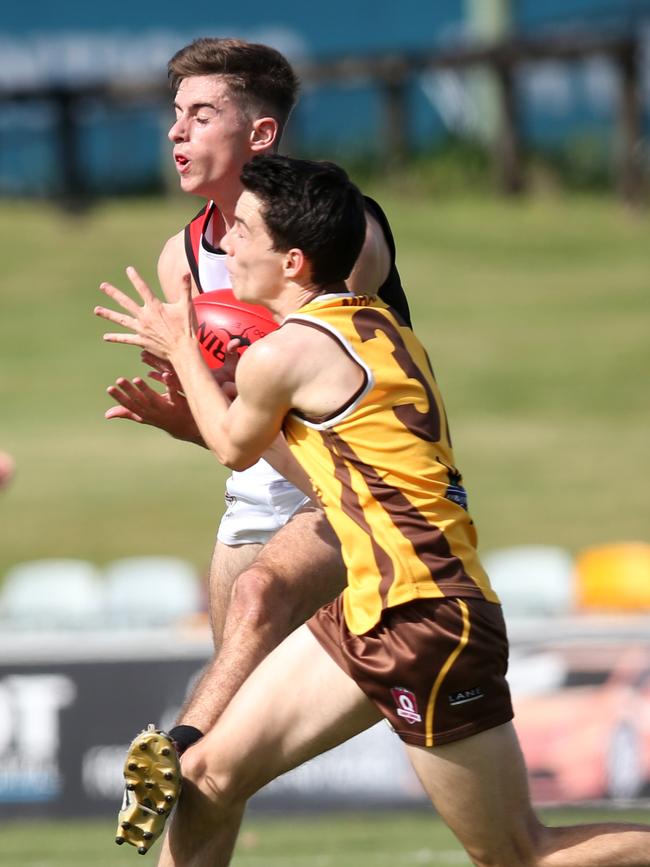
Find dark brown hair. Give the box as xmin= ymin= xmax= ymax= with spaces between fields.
xmin=168 ymin=38 xmax=299 ymax=131
xmin=241 ymin=155 xmax=366 ymax=286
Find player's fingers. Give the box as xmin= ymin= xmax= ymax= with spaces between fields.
xmin=126 ymin=266 xmax=157 ymax=305
xmin=105 ymin=405 xmax=143 ymax=423
xmin=179 ymin=273 xmax=192 ymax=302
xmin=107 ymin=382 xmax=140 ymax=408
xmin=226 ymin=338 xmax=243 ymax=353
xmin=114 ymin=377 xmax=148 ymax=401
xmin=141 ymin=350 xmax=171 ymax=373
xmin=94 ymin=306 xmax=138 ymax=331
xmin=106 ymin=387 xmax=141 ymax=414
xmin=163 ymin=371 xmax=185 ymax=398
xmin=179 ymin=274 xmax=198 ymax=328
xmin=97 ymin=281 xmax=141 ymax=316
xmin=222 ymin=382 xmax=237 ymax=401
xmin=133 ymin=377 xmax=160 ymax=399
xmin=102 ymin=332 xmax=144 ymax=347
xmin=220 ymin=349 xmax=240 ymax=382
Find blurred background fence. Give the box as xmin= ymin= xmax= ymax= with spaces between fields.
xmin=1 ymin=0 xmax=649 ymax=203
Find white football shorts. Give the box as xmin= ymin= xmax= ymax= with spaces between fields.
xmin=216 ymin=459 xmax=311 ymax=546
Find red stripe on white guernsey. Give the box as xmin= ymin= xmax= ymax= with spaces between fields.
xmin=185 ymin=201 xmax=231 ymax=293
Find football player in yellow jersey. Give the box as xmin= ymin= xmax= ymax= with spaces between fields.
xmin=104 ymin=35 xmax=407 ymax=773
xmin=96 ymin=155 xmax=650 ymax=867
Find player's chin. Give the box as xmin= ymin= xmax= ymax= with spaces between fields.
xmin=178 ymin=174 xmax=200 ymax=194
xmin=228 ymin=278 xmax=246 ymax=302
xmin=178 ymin=172 xmax=207 ymax=196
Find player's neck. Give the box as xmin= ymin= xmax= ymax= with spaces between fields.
xmin=214 ymin=201 xmax=236 ymax=233
xmin=202 ymin=194 xmax=237 ymax=246
xmin=203 ymin=180 xmax=241 ymax=234
xmin=301 ymin=281 xmax=349 ymax=304
xmin=273 ymin=282 xmax=347 ymax=318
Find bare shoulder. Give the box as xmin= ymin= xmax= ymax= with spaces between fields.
xmin=239 ymin=325 xmax=306 ymax=377
xmin=158 ymin=229 xmax=185 ymax=271
xmin=158 ymin=229 xmax=194 ymax=301
xmin=235 ymin=322 xmax=330 ymax=392
xmin=346 ymin=208 xmax=390 ymax=296
xmin=237 ymin=318 xmax=365 ymax=420
xmin=270 ymin=319 xmax=358 ymax=383
xmin=275 ymin=319 xmax=344 ymax=367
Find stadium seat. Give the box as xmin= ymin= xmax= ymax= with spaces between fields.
xmin=0 ymin=558 xmax=105 ymax=630
xmin=575 ymin=541 xmax=650 ymax=612
xmin=481 ymin=545 xmax=575 ymax=619
xmin=104 ymin=556 xmax=202 ymax=628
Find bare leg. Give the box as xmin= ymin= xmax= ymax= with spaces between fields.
xmin=406 ymin=722 xmax=650 ymax=867
xmin=539 ymin=826 xmax=650 ymax=867
xmin=157 ymin=508 xmax=344 ymax=865
xmin=178 ymin=506 xmax=344 ymax=732
xmin=158 ymin=624 xmax=382 ymax=867
xmin=209 ymin=540 xmax=263 ymax=646
xmin=175 ymin=539 xmax=262 ymax=730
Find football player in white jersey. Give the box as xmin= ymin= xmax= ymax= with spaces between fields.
xmin=104 ymin=37 xmax=410 ymax=855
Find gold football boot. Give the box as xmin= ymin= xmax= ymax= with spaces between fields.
xmin=115 ymin=724 xmax=182 ymax=855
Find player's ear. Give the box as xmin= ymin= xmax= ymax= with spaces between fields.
xmin=250 ymin=117 xmax=278 ymax=152
xmin=283 ymin=248 xmax=308 ymax=279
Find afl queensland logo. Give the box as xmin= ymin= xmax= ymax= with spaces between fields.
xmin=390 ymin=687 xmax=422 ymax=724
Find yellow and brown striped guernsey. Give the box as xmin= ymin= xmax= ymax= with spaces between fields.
xmin=282 ymin=293 xmax=499 ymax=636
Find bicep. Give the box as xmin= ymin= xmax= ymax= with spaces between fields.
xmin=223 ymin=344 xmax=293 ymax=465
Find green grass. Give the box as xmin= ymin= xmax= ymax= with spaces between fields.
xmin=0 ymin=192 xmax=648 ymax=578
xmin=1 ymin=807 xmax=649 ymax=866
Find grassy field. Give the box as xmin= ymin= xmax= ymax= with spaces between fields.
xmin=0 ymin=192 xmax=648 ymax=579
xmin=2 ymin=807 xmax=650 ymax=867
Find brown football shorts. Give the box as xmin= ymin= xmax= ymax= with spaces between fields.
xmin=308 ymin=595 xmax=513 ymax=747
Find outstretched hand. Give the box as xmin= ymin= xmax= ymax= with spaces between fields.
xmin=105 ymin=372 xmax=204 ymax=445
xmin=95 ymin=266 xmax=195 ymax=361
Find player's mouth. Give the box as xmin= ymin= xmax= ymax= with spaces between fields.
xmin=174 ymin=152 xmax=191 ymax=174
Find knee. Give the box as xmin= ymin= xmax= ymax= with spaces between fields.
xmin=230 ymin=563 xmax=294 ymax=630
xmin=180 ymin=745 xmax=246 ymax=814
xmin=232 ymin=562 xmax=277 ymax=607
xmin=467 ymin=846 xmax=536 ymax=867
xmin=465 ymin=816 xmax=545 ymax=867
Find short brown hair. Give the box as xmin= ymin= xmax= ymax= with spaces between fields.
xmin=241 ymin=155 xmax=366 ymax=286
xmin=168 ymin=38 xmax=299 ymax=131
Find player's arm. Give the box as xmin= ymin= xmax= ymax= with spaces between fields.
xmin=95 ymin=267 xmax=292 ymax=470
xmin=140 ymin=342 xmax=313 ymax=492
xmin=345 ymin=209 xmax=390 ymax=296
xmin=172 ymin=331 xmax=292 ymax=471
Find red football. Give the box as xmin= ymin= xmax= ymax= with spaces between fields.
xmin=192 ymin=289 xmax=278 ymax=370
